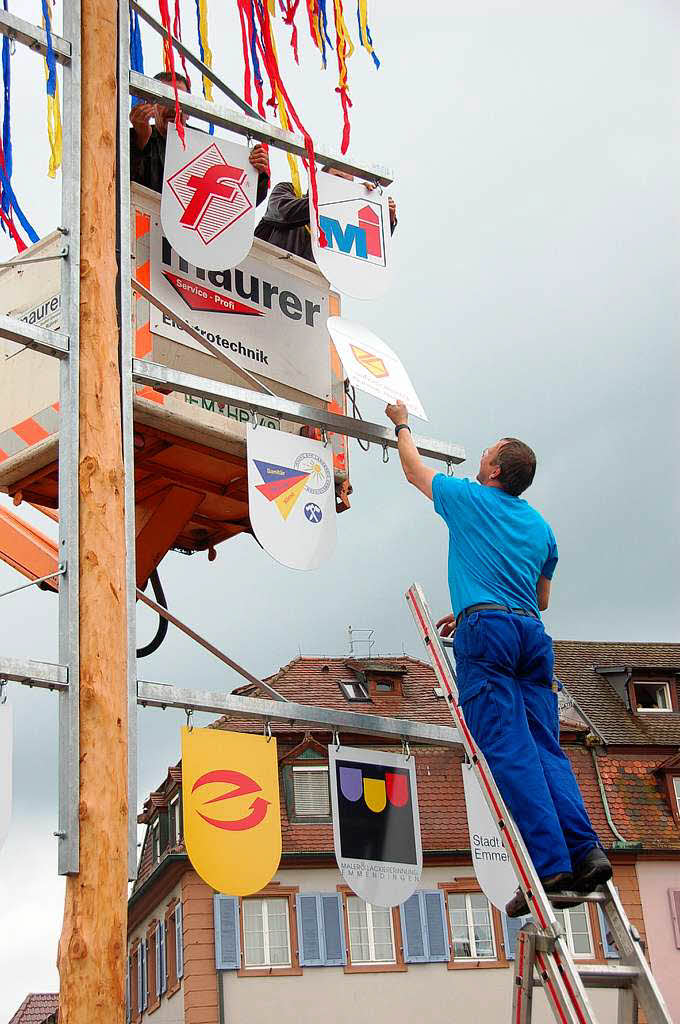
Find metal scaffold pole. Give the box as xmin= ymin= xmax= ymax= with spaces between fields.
xmin=57 ymin=1 xmax=129 ymax=1021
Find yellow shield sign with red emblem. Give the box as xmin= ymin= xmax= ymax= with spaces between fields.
xmin=182 ymin=728 xmax=282 ymax=895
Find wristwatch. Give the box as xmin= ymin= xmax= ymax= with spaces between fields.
xmin=395 ymin=424 xmax=411 ymax=437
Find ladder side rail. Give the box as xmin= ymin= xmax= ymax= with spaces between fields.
xmin=406 ymin=584 xmax=597 ymax=1024
xmin=513 ymin=926 xmax=536 ymax=1024
xmin=601 ymin=883 xmax=673 ymax=1024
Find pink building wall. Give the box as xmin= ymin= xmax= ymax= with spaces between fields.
xmin=636 ymin=861 xmax=680 ymax=1023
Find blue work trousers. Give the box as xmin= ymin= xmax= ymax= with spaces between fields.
xmin=454 ymin=611 xmax=600 ymax=878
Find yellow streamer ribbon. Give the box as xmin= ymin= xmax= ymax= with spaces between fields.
xmin=197 ymin=0 xmax=214 ymax=103
xmin=44 ymin=67 xmax=62 ymax=179
xmin=268 ymin=23 xmax=303 ymax=197
xmin=333 ymin=0 xmax=354 ymax=92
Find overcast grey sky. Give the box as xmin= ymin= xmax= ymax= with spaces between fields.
xmin=1 ymin=1 xmax=679 ymax=1017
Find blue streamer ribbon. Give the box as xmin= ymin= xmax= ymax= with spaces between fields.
xmin=0 ymin=0 xmax=37 ymax=244
xmin=129 ymin=7 xmax=145 ymax=108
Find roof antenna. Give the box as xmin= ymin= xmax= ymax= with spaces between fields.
xmin=348 ymin=626 xmax=375 ymax=659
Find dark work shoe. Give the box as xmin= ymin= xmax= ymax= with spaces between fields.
xmin=571 ymin=847 xmax=613 ymax=894
xmin=505 ymin=872 xmax=573 ymax=918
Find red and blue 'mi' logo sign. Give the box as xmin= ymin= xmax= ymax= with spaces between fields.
xmin=319 ymin=200 xmax=386 ymax=266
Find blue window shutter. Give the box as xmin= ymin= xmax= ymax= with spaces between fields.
xmin=297 ymin=894 xmax=323 ymax=966
xmin=423 ymin=891 xmax=450 ymax=962
xmin=155 ymin=924 xmax=161 ymax=996
xmin=400 ymin=893 xmax=428 ymax=963
xmin=502 ymin=913 xmax=529 ymax=960
xmin=320 ymin=894 xmax=346 ymax=966
xmin=176 ymin=903 xmax=184 ymax=979
xmin=125 ymin=957 xmax=130 ymax=1024
xmin=141 ymin=939 xmax=147 ymax=1010
xmin=214 ymin=894 xmax=241 ymax=970
xmin=161 ymin=921 xmax=168 ymax=994
xmin=597 ymin=905 xmax=619 ymax=959
xmin=137 ymin=944 xmax=143 ymax=1009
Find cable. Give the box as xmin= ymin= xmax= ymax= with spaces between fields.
xmin=136 ymin=568 xmax=169 ymax=658
xmin=344 ymin=380 xmax=370 ymax=451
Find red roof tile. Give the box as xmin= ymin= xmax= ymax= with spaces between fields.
xmin=8 ymin=994 xmax=58 ymax=1024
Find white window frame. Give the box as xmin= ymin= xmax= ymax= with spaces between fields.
xmin=346 ymin=896 xmax=396 ymax=965
xmin=555 ymin=904 xmax=594 ymax=959
xmin=339 ymin=680 xmax=369 ymax=701
xmin=447 ymin=892 xmax=497 ymax=961
xmin=632 ymin=680 xmax=672 ymax=713
xmin=292 ymin=765 xmax=330 ymax=817
xmin=151 ymin=819 xmax=160 ymax=863
xmin=673 ymin=777 xmax=680 ymax=816
xmin=242 ymin=897 xmax=292 ymax=969
xmin=169 ymin=795 xmax=180 ymax=846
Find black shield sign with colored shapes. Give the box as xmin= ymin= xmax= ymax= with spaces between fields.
xmin=329 ymin=745 xmax=422 ymax=908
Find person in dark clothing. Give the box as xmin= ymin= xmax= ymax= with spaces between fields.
xmin=254 ymin=168 xmax=397 ymax=262
xmin=130 ymin=71 xmax=270 ymax=204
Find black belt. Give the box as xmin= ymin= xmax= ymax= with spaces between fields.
xmin=455 ymin=602 xmax=539 ymax=628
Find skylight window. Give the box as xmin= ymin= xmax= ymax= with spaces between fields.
xmin=633 ymin=680 xmax=672 ymax=712
xmin=339 ymin=680 xmax=369 ymax=702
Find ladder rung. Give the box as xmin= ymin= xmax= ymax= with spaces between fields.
xmin=533 ymin=965 xmax=639 ymax=989
xmin=549 ymin=889 xmax=607 ymax=905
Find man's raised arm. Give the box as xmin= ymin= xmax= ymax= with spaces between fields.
xmin=385 ymin=401 xmax=436 ymax=500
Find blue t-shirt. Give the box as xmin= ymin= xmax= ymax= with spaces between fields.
xmin=431 ymin=474 xmax=558 ymax=617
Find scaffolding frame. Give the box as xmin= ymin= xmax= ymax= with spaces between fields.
xmin=0 ymin=1 xmax=466 ymax=883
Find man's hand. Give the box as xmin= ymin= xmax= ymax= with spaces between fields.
xmin=436 ymin=613 xmax=456 ymax=638
xmin=249 ymin=144 xmax=270 ymax=177
xmin=130 ymin=102 xmax=154 ymax=150
xmin=388 ymin=197 xmax=397 ymax=227
xmin=385 ymin=400 xmax=408 ymax=428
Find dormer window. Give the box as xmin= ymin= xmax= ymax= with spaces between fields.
xmin=339 ymin=680 xmax=369 ymax=702
xmin=632 ymin=680 xmax=672 ymax=712
xmin=292 ymin=766 xmax=331 ymax=816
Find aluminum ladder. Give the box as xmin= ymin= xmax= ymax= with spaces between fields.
xmin=406 ymin=583 xmax=673 ymax=1024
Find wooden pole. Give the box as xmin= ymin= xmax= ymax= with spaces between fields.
xmin=57 ymin=1 xmax=129 ymax=1021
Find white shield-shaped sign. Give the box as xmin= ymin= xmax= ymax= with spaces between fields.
xmin=329 ymin=746 xmax=422 ymax=908
xmin=0 ymin=701 xmax=12 ymax=852
xmin=247 ymin=426 xmax=336 ymax=570
xmin=161 ymin=124 xmax=259 ymax=270
xmin=327 ymin=316 xmax=427 ymax=420
xmin=462 ymin=764 xmax=517 ymax=910
xmin=311 ymin=174 xmax=392 ymax=299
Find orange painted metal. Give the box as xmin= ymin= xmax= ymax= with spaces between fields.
xmin=0 ymin=506 xmax=59 ymax=589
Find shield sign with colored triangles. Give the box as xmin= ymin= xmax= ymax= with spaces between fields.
xmin=247 ymin=425 xmax=337 ymax=570
xmin=182 ymin=727 xmax=282 ymax=895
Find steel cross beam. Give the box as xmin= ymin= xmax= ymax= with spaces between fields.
xmin=0 ymin=313 xmax=69 ymax=358
xmin=0 ymin=9 xmax=71 ymax=63
xmin=132 ymin=359 xmax=466 ymax=466
xmin=137 ymin=680 xmax=462 ymax=746
xmin=129 ymin=72 xmax=394 ymax=186
xmin=129 ymin=0 xmax=264 ymax=123
xmin=0 ymin=657 xmax=68 ymax=691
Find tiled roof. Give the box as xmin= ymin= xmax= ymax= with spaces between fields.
xmin=8 ymin=994 xmax=58 ymax=1024
xmin=132 ymin=651 xmax=680 ymax=892
xmin=554 ymin=641 xmax=680 ymax=745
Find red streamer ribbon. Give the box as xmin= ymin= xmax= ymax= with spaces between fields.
xmin=158 ymin=0 xmax=185 ymax=146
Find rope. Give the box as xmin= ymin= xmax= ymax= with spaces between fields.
xmin=345 ymin=381 xmax=370 ymax=451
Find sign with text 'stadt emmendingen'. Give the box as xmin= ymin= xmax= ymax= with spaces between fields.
xmin=329 ymin=746 xmax=422 ymax=908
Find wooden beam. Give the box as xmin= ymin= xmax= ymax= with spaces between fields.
xmin=135 ymin=485 xmax=203 ymax=587
xmin=0 ymin=507 xmax=59 ymax=588
xmin=57 ymin=2 xmax=128 ymax=1022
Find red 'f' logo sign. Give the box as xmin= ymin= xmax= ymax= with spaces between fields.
xmin=167 ymin=142 xmax=253 ymax=246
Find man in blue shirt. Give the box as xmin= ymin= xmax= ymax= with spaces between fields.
xmin=385 ymin=401 xmax=612 ymax=916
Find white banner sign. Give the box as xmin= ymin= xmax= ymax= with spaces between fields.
xmin=161 ymin=125 xmax=259 ymax=270
xmin=0 ymin=702 xmax=12 ymax=852
xmin=329 ymin=746 xmax=422 ymax=908
xmin=247 ymin=426 xmax=336 ymax=570
xmin=150 ymin=223 xmax=331 ymax=399
xmin=327 ymin=316 xmax=427 ymax=420
xmin=311 ymin=174 xmax=392 ymax=299
xmin=462 ymin=764 xmax=517 ymax=911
